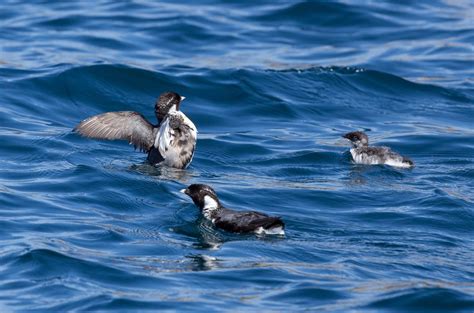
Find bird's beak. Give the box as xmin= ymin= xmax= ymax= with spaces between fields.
xmin=180 ymin=188 xmax=188 ymax=194
xmin=180 ymin=96 xmax=186 ymax=101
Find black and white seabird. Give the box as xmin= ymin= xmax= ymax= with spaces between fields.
xmin=343 ymin=131 xmax=414 ymax=168
xmin=181 ymin=184 xmax=285 ymax=235
xmin=74 ymin=92 xmax=197 ymax=169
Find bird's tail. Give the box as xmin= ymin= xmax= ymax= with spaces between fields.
xmin=259 ymin=217 xmax=285 ymax=232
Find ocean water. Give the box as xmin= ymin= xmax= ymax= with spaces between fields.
xmin=1 ymin=0 xmax=473 ymax=311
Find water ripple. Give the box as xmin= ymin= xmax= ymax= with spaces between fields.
xmin=1 ymin=0 xmax=473 ymax=312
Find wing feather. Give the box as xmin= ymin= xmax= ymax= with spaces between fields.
xmin=215 ymin=210 xmax=284 ymax=233
xmin=74 ymin=111 xmax=156 ymax=152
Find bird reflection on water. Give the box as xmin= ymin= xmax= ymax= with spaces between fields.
xmin=186 ymin=254 xmax=220 ymax=272
xmin=130 ymin=163 xmax=197 ymax=183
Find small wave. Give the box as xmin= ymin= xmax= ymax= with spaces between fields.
xmin=365 ymin=287 xmax=474 ymax=312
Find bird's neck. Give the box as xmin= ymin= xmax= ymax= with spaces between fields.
xmin=202 ymin=195 xmax=220 ymax=220
xmin=353 ymin=142 xmax=368 ymax=149
xmin=155 ymin=113 xmax=163 ymax=126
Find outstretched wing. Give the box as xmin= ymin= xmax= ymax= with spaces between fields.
xmin=74 ymin=111 xmax=156 ymax=152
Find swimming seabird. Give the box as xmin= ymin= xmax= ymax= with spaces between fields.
xmin=343 ymin=131 xmax=414 ymax=168
xmin=74 ymin=92 xmax=197 ymax=169
xmin=181 ymin=184 xmax=285 ymax=235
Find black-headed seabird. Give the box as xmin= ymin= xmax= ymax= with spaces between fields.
xmin=343 ymin=131 xmax=414 ymax=168
xmin=181 ymin=184 xmax=285 ymax=235
xmin=74 ymin=92 xmax=197 ymax=169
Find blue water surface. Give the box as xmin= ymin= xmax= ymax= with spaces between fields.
xmin=1 ymin=1 xmax=474 ymax=312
